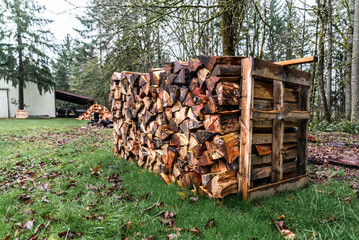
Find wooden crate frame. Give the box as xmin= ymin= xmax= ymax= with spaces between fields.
xmin=238 ymin=57 xmax=311 ymax=201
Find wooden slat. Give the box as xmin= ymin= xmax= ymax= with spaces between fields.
xmin=252 ymin=58 xmax=311 ymax=86
xmin=253 ymin=99 xmax=299 ymax=111
xmin=251 ymin=161 xmax=296 ymax=180
xmin=253 ymin=80 xmax=298 ymax=102
xmin=238 ymin=57 xmax=254 ymax=201
xmin=248 ymin=175 xmax=309 ymax=200
xmin=252 ymin=133 xmax=297 ymax=145
xmin=275 ymin=56 xmax=318 ymax=67
xmin=251 ymin=148 xmax=297 ymax=165
xmin=297 ymin=85 xmax=309 ymax=176
xmin=252 ymin=110 xmax=310 ymax=120
xmin=272 ymin=80 xmax=284 ymax=182
xmin=253 ymin=119 xmax=298 ymax=128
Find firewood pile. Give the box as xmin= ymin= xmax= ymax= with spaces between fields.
xmin=110 ymin=56 xmax=312 ymax=199
xmin=76 ymin=104 xmax=112 ymax=121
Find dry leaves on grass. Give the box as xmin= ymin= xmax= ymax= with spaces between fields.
xmin=205 ymin=218 xmax=215 ymax=230
xmin=58 ymin=231 xmax=83 ymax=239
xmin=188 ymin=227 xmax=202 ymax=235
xmin=274 ymin=220 xmax=295 ymax=240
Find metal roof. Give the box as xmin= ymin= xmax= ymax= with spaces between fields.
xmin=55 ymin=90 xmax=95 ymax=105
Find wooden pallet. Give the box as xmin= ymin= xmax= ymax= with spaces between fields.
xmin=239 ymin=57 xmax=311 ymax=201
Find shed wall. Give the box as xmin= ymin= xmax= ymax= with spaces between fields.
xmin=0 ymin=79 xmax=55 ymax=118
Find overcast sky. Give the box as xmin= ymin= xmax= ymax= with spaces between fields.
xmin=37 ymin=0 xmax=87 ymax=45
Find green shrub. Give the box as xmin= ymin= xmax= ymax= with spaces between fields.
xmin=309 ymin=119 xmax=359 ymax=133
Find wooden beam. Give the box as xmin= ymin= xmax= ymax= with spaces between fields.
xmin=297 ymin=85 xmax=309 ymax=176
xmin=272 ymin=80 xmax=284 ymax=182
xmin=252 ymin=58 xmax=311 ymax=86
xmin=248 ymin=175 xmax=309 ymax=200
xmin=252 ymin=110 xmax=310 ymax=120
xmin=275 ymin=56 xmax=318 ymax=67
xmin=238 ymin=57 xmax=254 ymax=201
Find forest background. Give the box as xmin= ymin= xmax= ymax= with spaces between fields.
xmin=0 ymin=0 xmax=357 ymax=125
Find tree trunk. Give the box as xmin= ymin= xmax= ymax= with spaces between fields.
xmin=317 ymin=2 xmax=331 ymax=122
xmin=346 ymin=0 xmax=355 ymax=120
xmin=285 ymin=0 xmax=293 ymax=60
xmin=16 ymin=11 xmax=24 ymax=110
xmin=310 ymin=17 xmax=319 ymax=120
xmin=300 ymin=0 xmax=307 ymax=71
xmin=220 ymin=1 xmax=235 ymax=55
xmin=351 ymin=0 xmax=359 ymax=120
xmin=259 ymin=0 xmax=267 ymax=59
xmin=326 ymin=0 xmax=332 ymax=111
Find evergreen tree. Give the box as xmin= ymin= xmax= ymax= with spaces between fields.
xmin=265 ymin=0 xmax=285 ymax=62
xmin=0 ymin=0 xmax=54 ymax=110
xmin=52 ymin=35 xmax=74 ymax=91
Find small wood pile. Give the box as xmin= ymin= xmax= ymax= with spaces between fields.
xmin=76 ymin=104 xmax=112 ymax=120
xmin=110 ymin=56 xmax=314 ymax=200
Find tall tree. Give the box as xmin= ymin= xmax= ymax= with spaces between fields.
xmin=346 ymin=0 xmax=355 ymax=119
xmin=351 ymin=0 xmax=359 ymax=120
xmin=52 ymin=35 xmax=74 ymax=91
xmin=266 ymin=0 xmax=285 ymax=61
xmin=326 ymin=0 xmax=333 ymax=111
xmin=0 ymin=0 xmax=54 ymax=110
xmin=316 ymin=0 xmax=331 ymax=122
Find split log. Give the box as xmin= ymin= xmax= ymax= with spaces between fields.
xmin=198 ymin=55 xmax=245 ymax=71
xmin=204 ymin=113 xmax=240 ymax=134
xmin=210 ymin=132 xmax=240 ymax=164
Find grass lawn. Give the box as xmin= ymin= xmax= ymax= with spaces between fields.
xmin=0 ymin=118 xmax=358 ymax=239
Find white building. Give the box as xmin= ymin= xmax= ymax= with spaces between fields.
xmin=0 ymin=79 xmax=56 ymax=118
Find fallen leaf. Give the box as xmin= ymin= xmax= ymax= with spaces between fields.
xmin=161 ymin=218 xmax=175 ymax=228
xmin=205 ymin=218 xmax=215 ymax=230
xmin=189 ymin=196 xmax=198 ymax=203
xmin=28 ymin=235 xmax=38 ymax=240
xmin=25 ymin=218 xmax=34 ymax=230
xmin=18 ymin=194 xmax=31 ymax=201
xmin=58 ymin=231 xmax=83 ymax=239
xmin=167 ymin=233 xmax=178 ymax=239
xmin=188 ymin=228 xmax=202 ymax=235
xmin=42 ymin=196 xmax=50 ymax=203
xmin=141 ymin=202 xmax=164 ymax=213
xmin=14 ymin=229 xmax=20 ymax=238
xmin=274 ymin=221 xmax=295 ymax=240
xmin=2 ymin=233 xmax=10 ymax=240
xmin=126 ymin=221 xmax=132 ymax=230
xmin=143 ymin=234 xmax=156 ymax=240
xmin=34 ymin=224 xmax=44 ymax=234
xmin=177 ymin=192 xmax=187 ymax=199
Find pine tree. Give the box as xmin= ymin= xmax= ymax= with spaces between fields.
xmin=0 ymin=0 xmax=54 ymax=110
xmin=265 ymin=0 xmax=285 ymax=61
xmin=52 ymin=35 xmax=74 ymax=91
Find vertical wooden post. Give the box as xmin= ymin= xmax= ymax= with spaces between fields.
xmin=272 ymin=80 xmax=284 ymax=182
xmin=238 ymin=58 xmax=253 ymax=201
xmin=298 ymin=85 xmax=309 ymax=175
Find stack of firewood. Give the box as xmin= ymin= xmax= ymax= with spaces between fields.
xmin=109 ymin=56 xmax=247 ymax=198
xmin=76 ymin=104 xmax=112 ymax=120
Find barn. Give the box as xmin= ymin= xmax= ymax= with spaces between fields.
xmin=0 ymin=79 xmax=56 ymax=118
